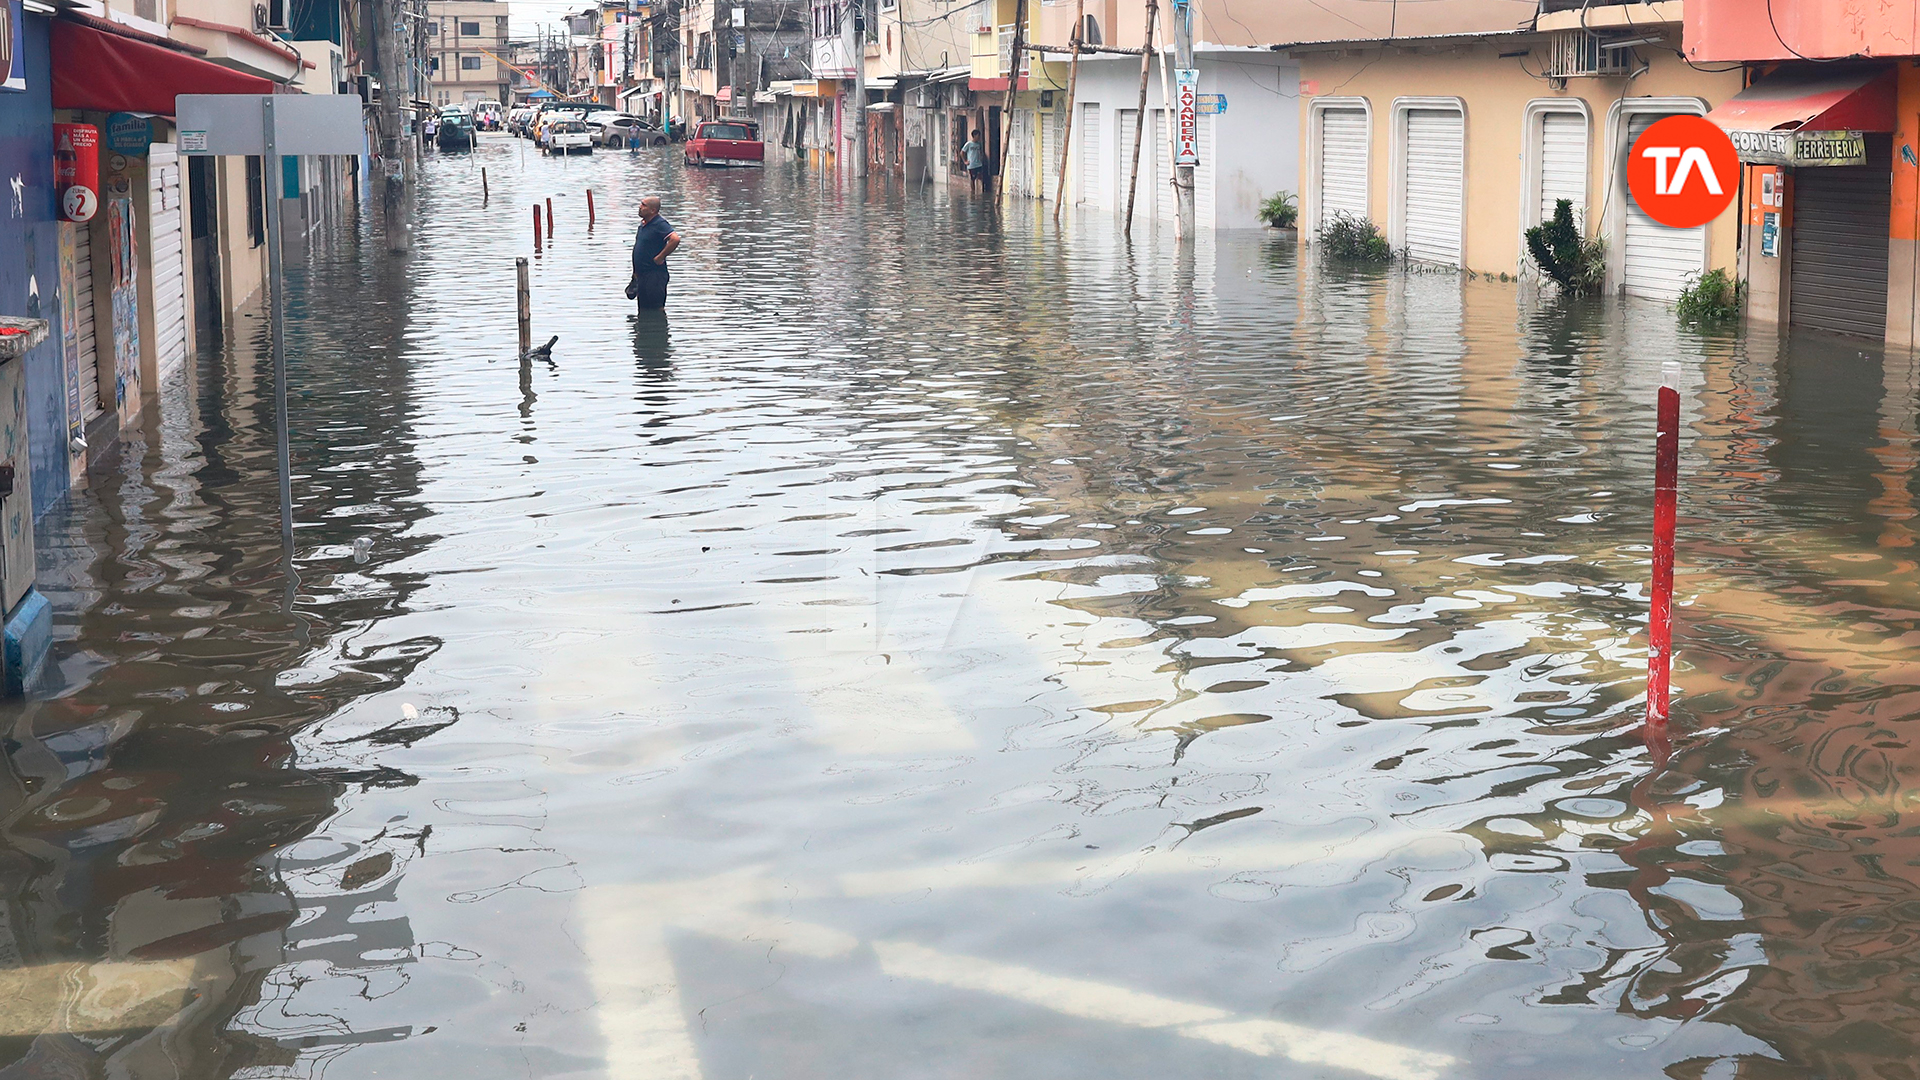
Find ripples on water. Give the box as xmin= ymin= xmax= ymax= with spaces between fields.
xmin=0 ymin=137 xmax=1916 ymax=1077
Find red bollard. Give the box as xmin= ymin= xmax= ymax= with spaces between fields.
xmin=532 ymin=204 xmax=542 ymax=252
xmin=546 ymin=198 xmax=555 ymax=238
xmin=586 ymin=188 xmax=596 ymax=226
xmin=1646 ymin=367 xmax=1680 ymax=734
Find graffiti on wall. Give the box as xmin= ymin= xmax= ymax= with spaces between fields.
xmin=106 ymin=196 xmax=136 ymax=410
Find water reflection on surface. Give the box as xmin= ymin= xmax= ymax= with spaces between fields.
xmin=2 ymin=139 xmax=1918 ymax=1077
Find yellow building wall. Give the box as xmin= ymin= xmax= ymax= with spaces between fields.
xmin=1297 ymin=43 xmax=1743 ymax=280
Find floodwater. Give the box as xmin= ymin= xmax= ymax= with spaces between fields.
xmin=3 ymin=136 xmax=1917 ymax=1079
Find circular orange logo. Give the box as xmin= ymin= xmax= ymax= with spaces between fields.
xmin=1628 ymin=116 xmax=1739 ymax=229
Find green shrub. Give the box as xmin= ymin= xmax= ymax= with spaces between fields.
xmin=1316 ymin=212 xmax=1392 ymax=263
xmin=1524 ymin=198 xmax=1606 ymax=295
xmin=1675 ymin=268 xmax=1744 ymax=323
xmin=1258 ymin=191 xmax=1298 ymax=229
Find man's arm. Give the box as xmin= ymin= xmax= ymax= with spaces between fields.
xmin=654 ymin=232 xmax=682 ymax=264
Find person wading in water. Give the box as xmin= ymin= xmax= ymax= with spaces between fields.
xmin=628 ymin=196 xmax=683 ymax=309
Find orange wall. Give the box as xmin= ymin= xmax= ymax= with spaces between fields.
xmin=1686 ymin=0 xmax=1920 ymax=62
xmin=1897 ymin=65 xmax=1920 ymax=242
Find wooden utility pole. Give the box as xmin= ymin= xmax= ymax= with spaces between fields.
xmin=1050 ymin=0 xmax=1085 ymax=220
xmin=1122 ymin=0 xmax=1156 ymax=232
xmin=851 ymin=0 xmax=868 ymax=177
xmin=995 ymin=0 xmax=1027 ymax=199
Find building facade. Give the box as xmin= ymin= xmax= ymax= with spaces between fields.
xmin=426 ymin=0 xmax=511 ymax=107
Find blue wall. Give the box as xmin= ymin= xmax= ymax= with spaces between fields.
xmin=0 ymin=15 xmax=73 ymax=518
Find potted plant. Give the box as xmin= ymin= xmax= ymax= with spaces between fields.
xmin=1259 ymin=191 xmax=1298 ymax=237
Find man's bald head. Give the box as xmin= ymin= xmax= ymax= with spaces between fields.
xmin=640 ymin=196 xmax=662 ymax=219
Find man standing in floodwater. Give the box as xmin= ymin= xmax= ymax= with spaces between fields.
xmin=962 ymin=130 xmax=988 ymax=194
xmin=629 ymin=196 xmax=683 ymax=309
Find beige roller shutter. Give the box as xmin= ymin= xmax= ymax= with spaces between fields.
xmin=1194 ymin=113 xmax=1213 ymax=228
xmin=1318 ymin=107 xmax=1368 ymax=226
xmin=1401 ymin=108 xmax=1464 ymax=266
xmin=1153 ymin=109 xmax=1173 ymax=220
xmin=72 ymin=228 xmax=102 ymax=423
xmin=1117 ymin=108 xmax=1142 ymax=210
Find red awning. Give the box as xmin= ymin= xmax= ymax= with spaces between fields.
xmin=52 ymin=18 xmax=275 ymax=117
xmin=1705 ymin=67 xmax=1895 ymax=134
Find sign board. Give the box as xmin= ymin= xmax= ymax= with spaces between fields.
xmin=1727 ymin=128 xmax=1865 ymax=167
xmin=176 ymin=94 xmax=368 ymax=156
xmin=1174 ymin=67 xmax=1198 ymax=166
xmin=1196 ymin=93 xmax=1226 ymax=115
xmin=0 ymin=0 xmax=23 ymax=93
xmin=54 ymin=123 xmax=99 ymax=223
xmin=105 ymin=113 xmax=153 ymax=154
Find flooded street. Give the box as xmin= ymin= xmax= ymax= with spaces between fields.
xmin=6 ymin=135 xmax=1920 ymax=1078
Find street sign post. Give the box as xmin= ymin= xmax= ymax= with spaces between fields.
xmin=176 ymin=94 xmax=365 ymax=601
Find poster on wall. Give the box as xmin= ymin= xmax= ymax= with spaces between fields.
xmin=0 ymin=0 xmax=23 ymax=93
xmin=56 ymin=225 xmax=82 ymax=444
xmin=106 ymin=197 xmax=137 ymax=411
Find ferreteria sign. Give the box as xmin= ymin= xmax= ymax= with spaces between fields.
xmin=1727 ymin=128 xmax=1867 ymax=167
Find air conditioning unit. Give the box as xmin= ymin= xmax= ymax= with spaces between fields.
xmin=1543 ymin=30 xmax=1639 ymax=78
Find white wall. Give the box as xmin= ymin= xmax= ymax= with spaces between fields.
xmin=1063 ymin=51 xmax=1298 ymax=230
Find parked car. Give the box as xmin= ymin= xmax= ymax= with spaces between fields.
xmin=534 ymin=109 xmax=585 ymax=149
xmin=436 ymin=112 xmax=475 ymax=151
xmin=596 ymin=114 xmax=668 ymax=148
xmin=544 ymin=120 xmax=594 ymax=155
xmin=475 ymin=101 xmax=503 ymax=130
xmin=684 ymin=120 xmax=764 ymax=167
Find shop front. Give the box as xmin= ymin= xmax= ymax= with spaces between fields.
xmin=1712 ymin=66 xmax=1897 ymax=339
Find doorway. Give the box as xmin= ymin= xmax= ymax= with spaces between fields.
xmin=188 ymin=153 xmax=221 ymax=344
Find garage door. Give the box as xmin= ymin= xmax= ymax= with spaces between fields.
xmin=1791 ymin=137 xmax=1891 ymax=339
xmin=1402 ymin=108 xmax=1464 ymax=265
xmin=1318 ymin=107 xmax=1368 ymax=227
xmin=1040 ymin=108 xmax=1062 ymax=202
xmin=70 ymin=225 xmax=102 ymax=423
xmin=1079 ymin=103 xmax=1099 ymax=205
xmin=1154 ymin=109 xmax=1173 ymax=221
xmin=1194 ymin=114 xmax=1213 ymax=228
xmin=1117 ymin=108 xmax=1142 ymax=213
xmin=148 ymin=143 xmax=190 ymax=384
xmin=1622 ymin=111 xmax=1705 ymax=302
xmin=1538 ymin=110 xmax=1587 ymax=225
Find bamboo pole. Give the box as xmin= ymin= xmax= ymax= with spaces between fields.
xmin=1156 ymin=20 xmax=1178 ymax=239
xmin=996 ymin=0 xmax=1029 ymax=200
xmin=1050 ymin=0 xmax=1085 ymax=221
xmin=1123 ymin=0 xmax=1157 ymax=233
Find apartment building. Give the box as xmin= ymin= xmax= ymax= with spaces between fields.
xmin=427 ymin=0 xmax=511 ymax=107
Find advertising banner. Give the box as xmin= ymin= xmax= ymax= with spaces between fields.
xmin=1175 ymin=68 xmax=1198 ymax=166
xmin=54 ymin=123 xmax=100 ymax=223
xmin=56 ymin=225 xmax=83 ymax=443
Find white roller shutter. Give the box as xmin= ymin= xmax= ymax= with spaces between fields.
xmin=72 ymin=228 xmax=102 ymax=423
xmin=147 ymin=143 xmax=190 ymax=384
xmin=1401 ymin=108 xmax=1464 ymax=266
xmin=1154 ymin=109 xmax=1173 ymax=220
xmin=1194 ymin=114 xmax=1213 ymax=228
xmin=1538 ymin=111 xmax=1587 ymax=225
xmin=1079 ymin=102 xmax=1099 ymax=205
xmin=1117 ymin=108 xmax=1142 ymax=212
xmin=1622 ymin=112 xmax=1705 ymax=301
xmin=1318 ymin=107 xmax=1368 ymax=226
xmin=1040 ymin=108 xmax=1061 ymax=202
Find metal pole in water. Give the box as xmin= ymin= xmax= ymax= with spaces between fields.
xmin=533 ymin=204 xmax=542 ymax=251
xmin=546 ymin=197 xmax=555 ymax=238
xmin=516 ymin=257 xmax=531 ymax=358
xmin=263 ymin=96 xmax=296 ymax=598
xmin=1647 ymin=364 xmax=1680 ymax=733
xmin=482 ymin=166 xmax=489 ymax=203
xmin=586 ymin=187 xmax=595 ymax=227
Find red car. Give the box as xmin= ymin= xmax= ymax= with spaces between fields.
xmin=684 ymin=121 xmax=765 ymax=168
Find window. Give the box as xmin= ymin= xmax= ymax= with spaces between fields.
xmin=462 ymin=55 xmax=482 ymax=70
xmin=459 ymin=20 xmax=480 ymax=35
xmin=426 ymin=21 xmax=440 ymax=34
xmin=245 ymin=156 xmax=264 ymax=248
xmin=1082 ymin=14 xmax=1101 ymax=44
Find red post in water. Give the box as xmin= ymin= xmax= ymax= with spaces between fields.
xmin=586 ymin=188 xmax=596 ymax=226
xmin=532 ymin=204 xmax=542 ymax=252
xmin=545 ymin=198 xmax=555 ymax=238
xmin=1647 ymin=380 xmax=1680 ymax=732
